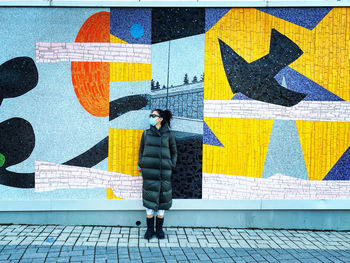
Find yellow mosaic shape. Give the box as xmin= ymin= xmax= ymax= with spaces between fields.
xmin=107 ymin=128 xmax=144 ymax=199
xmin=109 ymin=34 xmax=151 ymax=82
xmin=291 ymin=8 xmax=350 ymax=101
xmin=205 ymin=8 xmax=350 ymax=101
xmin=110 ymin=62 xmax=151 ymax=82
xmin=296 ymin=121 xmax=350 ymax=181
xmin=203 ymin=117 xmax=273 ymax=177
xmin=110 ymin=34 xmax=128 ymax=44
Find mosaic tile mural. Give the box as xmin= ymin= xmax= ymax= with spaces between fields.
xmin=203 ymin=7 xmax=350 ymax=199
xmin=0 ymin=7 xmax=349 ymax=202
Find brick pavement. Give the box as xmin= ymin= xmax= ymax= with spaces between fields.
xmin=0 ymin=224 xmax=349 ymax=262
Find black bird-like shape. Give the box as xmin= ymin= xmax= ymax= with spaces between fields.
xmin=219 ymin=29 xmax=307 ymax=107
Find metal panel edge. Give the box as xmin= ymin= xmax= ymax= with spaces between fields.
xmin=0 ymin=0 xmax=349 ymax=7
xmin=1 ymin=199 xmax=350 ymax=211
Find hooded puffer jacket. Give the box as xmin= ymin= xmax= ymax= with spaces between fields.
xmin=138 ymin=123 xmax=177 ymax=211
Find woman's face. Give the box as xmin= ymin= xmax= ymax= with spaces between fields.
xmin=150 ymin=111 xmax=162 ymax=125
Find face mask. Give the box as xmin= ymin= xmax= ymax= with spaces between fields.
xmin=149 ymin=117 xmax=157 ymax=126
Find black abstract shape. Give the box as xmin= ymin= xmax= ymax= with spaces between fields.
xmin=0 ymin=57 xmax=38 ymax=105
xmin=109 ymin=94 xmax=150 ymax=121
xmin=172 ymin=132 xmax=202 ymax=199
xmin=63 ymin=136 xmax=109 ymax=168
xmin=0 ymin=118 xmax=35 ymax=169
xmin=152 ymin=8 xmax=205 ymax=44
xmin=0 ymin=118 xmax=35 ymax=188
xmin=219 ymin=29 xmax=307 ymax=107
xmin=0 ymin=170 xmax=34 ymax=189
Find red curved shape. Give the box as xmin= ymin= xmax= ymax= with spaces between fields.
xmin=71 ymin=11 xmax=110 ymax=117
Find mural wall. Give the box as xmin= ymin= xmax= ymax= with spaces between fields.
xmin=0 ymin=7 xmax=349 ymax=202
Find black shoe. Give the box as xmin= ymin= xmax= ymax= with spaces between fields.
xmin=156 ymin=217 xmax=165 ymax=239
xmin=144 ymin=217 xmax=155 ymax=240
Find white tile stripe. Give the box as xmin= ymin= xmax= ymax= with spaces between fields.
xmin=35 ymin=161 xmax=142 ymax=199
xmin=202 ymin=173 xmax=350 ymax=200
xmin=204 ymin=100 xmax=350 ymax=122
xmin=35 ymin=162 xmax=350 ymax=200
xmin=36 ymin=42 xmax=151 ymax=63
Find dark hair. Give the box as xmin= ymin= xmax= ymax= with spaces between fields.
xmin=153 ymin=109 xmax=173 ymax=127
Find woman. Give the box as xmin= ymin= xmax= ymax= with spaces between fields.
xmin=138 ymin=109 xmax=177 ymax=240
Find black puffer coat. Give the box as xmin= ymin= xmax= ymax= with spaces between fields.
xmin=138 ymin=123 xmax=177 ymax=211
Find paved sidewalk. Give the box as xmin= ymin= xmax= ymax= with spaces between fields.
xmin=0 ymin=224 xmax=349 ymax=262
